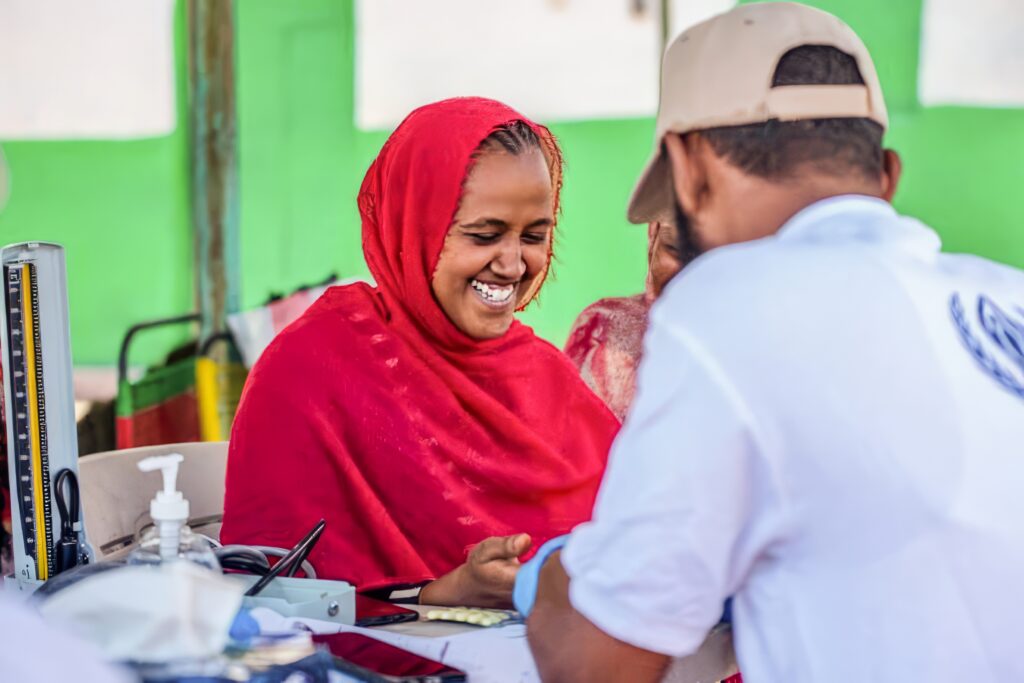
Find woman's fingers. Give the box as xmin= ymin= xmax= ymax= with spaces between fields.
xmin=473 ymin=533 xmax=532 ymax=563
xmin=509 ymin=533 xmax=533 ymax=557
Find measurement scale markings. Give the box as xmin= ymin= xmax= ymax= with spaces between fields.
xmin=24 ymin=264 xmax=53 ymax=580
xmin=5 ymin=265 xmax=53 ymax=581
xmin=5 ymin=267 xmax=37 ymax=570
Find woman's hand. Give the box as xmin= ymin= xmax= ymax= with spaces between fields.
xmin=419 ymin=534 xmax=533 ymax=608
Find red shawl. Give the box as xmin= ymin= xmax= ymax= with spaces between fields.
xmin=221 ymin=98 xmax=619 ymax=590
xmin=564 ymin=223 xmax=659 ymax=421
xmin=564 ymin=293 xmax=650 ymax=422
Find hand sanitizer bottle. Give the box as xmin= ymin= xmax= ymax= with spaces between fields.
xmin=127 ymin=453 xmax=220 ymax=571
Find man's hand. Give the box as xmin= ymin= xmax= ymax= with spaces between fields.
xmin=420 ymin=534 xmax=532 ymax=608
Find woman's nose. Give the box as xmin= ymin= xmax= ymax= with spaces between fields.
xmin=490 ymin=237 xmax=526 ymax=281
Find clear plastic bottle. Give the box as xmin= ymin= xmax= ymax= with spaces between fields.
xmin=130 ymin=524 xmax=220 ymax=571
xmin=127 ymin=453 xmax=220 ymax=572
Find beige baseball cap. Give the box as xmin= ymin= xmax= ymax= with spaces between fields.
xmin=628 ymin=1 xmax=888 ymax=224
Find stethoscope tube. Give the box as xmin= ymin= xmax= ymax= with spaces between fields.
xmin=52 ymin=468 xmax=82 ymax=575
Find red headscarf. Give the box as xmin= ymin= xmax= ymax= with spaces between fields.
xmin=221 ymin=98 xmax=619 ymax=590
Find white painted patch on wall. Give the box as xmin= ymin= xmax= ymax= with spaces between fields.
xmin=919 ymin=0 xmax=1024 ymax=107
xmin=0 ymin=0 xmax=177 ymax=140
xmin=355 ymin=0 xmax=663 ymax=130
xmin=668 ymin=0 xmax=736 ymax=37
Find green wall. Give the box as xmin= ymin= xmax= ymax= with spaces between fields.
xmin=1 ymin=0 xmax=1022 ymax=367
xmin=0 ymin=3 xmax=193 ymax=367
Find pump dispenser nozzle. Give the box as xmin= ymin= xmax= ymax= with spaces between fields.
xmin=138 ymin=453 xmax=189 ymax=561
xmin=128 ymin=453 xmax=219 ymax=571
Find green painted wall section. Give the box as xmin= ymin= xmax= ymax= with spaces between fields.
xmin=232 ymin=0 xmax=1024 ymax=348
xmin=0 ymin=0 xmax=1021 ymax=366
xmin=0 ymin=3 xmax=193 ymax=366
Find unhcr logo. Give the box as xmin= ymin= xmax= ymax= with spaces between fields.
xmin=950 ymin=293 xmax=1024 ymax=401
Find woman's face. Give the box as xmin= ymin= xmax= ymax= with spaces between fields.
xmin=432 ymin=147 xmax=554 ymax=340
xmin=648 ymin=220 xmax=683 ymax=299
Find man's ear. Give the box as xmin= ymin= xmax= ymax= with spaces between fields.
xmin=880 ymin=148 xmax=902 ymax=202
xmin=664 ymin=133 xmax=706 ymax=219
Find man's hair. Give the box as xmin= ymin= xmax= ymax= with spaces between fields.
xmin=700 ymin=45 xmax=884 ymax=180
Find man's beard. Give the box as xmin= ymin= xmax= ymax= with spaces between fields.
xmin=674 ymin=198 xmax=704 ymax=267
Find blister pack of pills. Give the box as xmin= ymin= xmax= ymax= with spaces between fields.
xmin=423 ymin=607 xmax=521 ymax=627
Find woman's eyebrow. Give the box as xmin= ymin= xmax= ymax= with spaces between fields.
xmin=460 ymin=218 xmax=509 ymax=229
xmin=459 ymin=217 xmax=553 ymax=229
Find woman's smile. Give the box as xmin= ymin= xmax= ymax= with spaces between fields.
xmin=469 ymin=278 xmax=517 ymax=308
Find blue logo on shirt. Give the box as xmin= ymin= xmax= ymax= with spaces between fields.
xmin=950 ymin=293 xmax=1024 ymax=400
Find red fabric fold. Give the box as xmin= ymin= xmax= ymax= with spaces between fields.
xmin=221 ymin=98 xmax=619 ymax=590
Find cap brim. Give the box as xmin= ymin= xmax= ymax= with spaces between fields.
xmin=627 ymin=145 xmax=675 ymax=225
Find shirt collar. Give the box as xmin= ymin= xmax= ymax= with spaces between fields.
xmin=775 ymin=194 xmax=942 ymax=258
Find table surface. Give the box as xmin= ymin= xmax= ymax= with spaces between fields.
xmin=375 ymin=604 xmax=503 ymax=638
xmin=365 ymin=605 xmax=739 ymax=682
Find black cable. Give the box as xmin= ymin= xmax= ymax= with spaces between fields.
xmin=215 ymin=545 xmax=272 ymax=576
xmin=52 ymin=469 xmax=80 ymax=575
xmin=219 ymin=556 xmax=270 ymax=576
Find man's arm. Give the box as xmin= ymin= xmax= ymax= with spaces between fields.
xmin=527 ymin=552 xmax=669 ymax=683
xmin=522 ymin=298 xmax=787 ymax=680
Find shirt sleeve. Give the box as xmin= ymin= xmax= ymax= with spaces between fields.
xmin=561 ymin=306 xmax=788 ymax=658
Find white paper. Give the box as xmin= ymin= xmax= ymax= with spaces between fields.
xmin=344 ymin=623 xmax=540 ymax=683
xmin=919 ymin=0 xmax=1024 ymax=107
xmin=0 ymin=0 xmax=177 ymax=139
xmin=355 ymin=0 xmax=662 ymax=129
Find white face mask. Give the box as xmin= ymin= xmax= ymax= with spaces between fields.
xmin=38 ymin=561 xmax=245 ymax=663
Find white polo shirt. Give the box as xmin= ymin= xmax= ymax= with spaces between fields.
xmin=562 ymin=195 xmax=1024 ymax=682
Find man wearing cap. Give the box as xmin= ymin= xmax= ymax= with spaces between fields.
xmin=514 ymin=2 xmax=1024 ymax=682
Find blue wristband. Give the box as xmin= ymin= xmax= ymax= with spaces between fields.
xmin=513 ymin=534 xmax=569 ymax=618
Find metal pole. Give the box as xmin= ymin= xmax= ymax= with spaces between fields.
xmin=661 ymin=0 xmax=671 ymax=55
xmin=188 ymin=0 xmax=240 ymax=343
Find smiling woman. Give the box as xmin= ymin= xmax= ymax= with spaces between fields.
xmin=220 ymin=98 xmax=619 ymax=607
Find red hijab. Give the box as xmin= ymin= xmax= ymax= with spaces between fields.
xmin=221 ymin=98 xmax=619 ymax=590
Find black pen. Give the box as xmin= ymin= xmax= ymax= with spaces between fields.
xmin=245 ymin=519 xmax=326 ymax=597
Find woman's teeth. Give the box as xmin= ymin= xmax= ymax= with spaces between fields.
xmin=470 ymin=279 xmax=515 ymax=305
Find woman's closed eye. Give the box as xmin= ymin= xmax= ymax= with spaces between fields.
xmin=522 ymin=230 xmax=549 ymax=245
xmin=461 ymin=228 xmax=549 ymax=245
xmin=465 ymin=231 xmax=501 ymax=244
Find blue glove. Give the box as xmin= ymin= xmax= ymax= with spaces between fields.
xmin=513 ymin=534 xmax=569 ymax=618
xmin=229 ymin=607 xmax=260 ymax=644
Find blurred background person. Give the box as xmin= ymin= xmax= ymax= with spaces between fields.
xmin=565 ymin=217 xmax=690 ymax=420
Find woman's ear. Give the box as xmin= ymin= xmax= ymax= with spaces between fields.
xmin=664 ymin=133 xmax=705 ymax=218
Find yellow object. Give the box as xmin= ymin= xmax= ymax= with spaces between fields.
xmin=22 ymin=264 xmax=48 ymax=581
xmin=195 ymin=354 xmax=246 ymax=442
